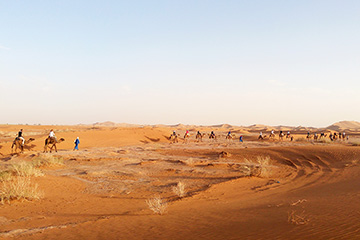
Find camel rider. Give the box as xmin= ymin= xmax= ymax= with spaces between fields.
xmin=258 ymin=131 xmax=263 ymax=140
xmin=210 ymin=131 xmax=215 ymax=138
xmin=49 ymin=129 xmax=57 ymax=141
xmin=271 ymin=130 xmax=274 ymax=135
xmin=227 ymin=131 xmax=231 ymax=136
xmin=18 ymin=129 xmax=25 ymax=146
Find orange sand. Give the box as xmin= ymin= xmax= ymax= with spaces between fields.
xmin=0 ymin=123 xmax=360 ymax=239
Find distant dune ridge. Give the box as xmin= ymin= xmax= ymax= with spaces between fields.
xmin=90 ymin=121 xmax=360 ymax=132
xmin=327 ymin=121 xmax=360 ymax=131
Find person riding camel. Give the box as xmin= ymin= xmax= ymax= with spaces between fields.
xmin=49 ymin=129 xmax=56 ymax=141
xmin=210 ymin=131 xmax=216 ymax=139
xmin=258 ymin=131 xmax=264 ymax=140
xmin=17 ymin=129 xmax=25 ymax=146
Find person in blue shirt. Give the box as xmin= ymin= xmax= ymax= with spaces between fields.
xmin=74 ymin=137 xmax=80 ymax=150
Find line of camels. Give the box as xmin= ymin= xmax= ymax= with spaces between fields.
xmin=11 ymin=136 xmax=65 ymax=154
xmin=169 ymin=130 xmax=348 ymax=143
xmin=169 ymin=131 xmax=240 ymax=144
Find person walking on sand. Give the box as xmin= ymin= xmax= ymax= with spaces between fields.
xmin=74 ymin=137 xmax=80 ymax=150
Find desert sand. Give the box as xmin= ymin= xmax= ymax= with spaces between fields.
xmin=1 ymin=122 xmax=360 ymax=239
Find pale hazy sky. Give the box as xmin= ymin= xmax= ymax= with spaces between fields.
xmin=1 ymin=1 xmax=359 ymax=127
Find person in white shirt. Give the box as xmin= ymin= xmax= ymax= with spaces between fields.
xmin=49 ymin=129 xmax=56 ymax=140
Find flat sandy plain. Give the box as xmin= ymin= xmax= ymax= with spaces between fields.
xmin=0 ymin=122 xmax=360 ymax=240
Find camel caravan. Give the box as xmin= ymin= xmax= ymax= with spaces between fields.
xmin=10 ymin=129 xmax=65 ymax=154
xmin=169 ymin=129 xmax=349 ymax=144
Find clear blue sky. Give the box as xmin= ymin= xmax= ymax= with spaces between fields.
xmin=1 ymin=1 xmax=359 ymax=127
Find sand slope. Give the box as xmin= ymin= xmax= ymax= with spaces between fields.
xmin=0 ymin=124 xmax=360 ymax=239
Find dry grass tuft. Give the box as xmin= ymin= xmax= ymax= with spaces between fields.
xmin=243 ymin=156 xmax=272 ymax=178
xmin=0 ymin=171 xmax=12 ymax=182
xmin=172 ymin=181 xmax=186 ymax=198
xmin=295 ymin=137 xmax=307 ymax=142
xmin=32 ymin=154 xmax=64 ymax=167
xmin=317 ymin=139 xmax=332 ymax=144
xmin=11 ymin=161 xmax=44 ymax=177
xmin=290 ymin=199 xmax=307 ymax=206
xmin=350 ymin=141 xmax=360 ymax=146
xmin=219 ymin=151 xmax=231 ymax=158
xmin=0 ymin=177 xmax=43 ymax=204
xmin=288 ymin=210 xmax=310 ymax=225
xmin=146 ymin=195 xmax=168 ymax=215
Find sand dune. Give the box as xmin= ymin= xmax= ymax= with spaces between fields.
xmin=327 ymin=121 xmax=360 ymax=131
xmin=0 ymin=123 xmax=360 ymax=239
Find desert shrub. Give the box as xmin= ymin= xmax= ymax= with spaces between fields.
xmin=349 ymin=140 xmax=360 ymax=146
xmin=242 ymin=156 xmax=272 ymax=178
xmin=317 ymin=139 xmax=332 ymax=144
xmin=146 ymin=195 xmax=168 ymax=215
xmin=0 ymin=177 xmax=43 ymax=204
xmin=288 ymin=210 xmax=309 ymax=225
xmin=172 ymin=181 xmax=186 ymax=198
xmin=32 ymin=154 xmax=64 ymax=167
xmin=11 ymin=161 xmax=43 ymax=177
xmin=0 ymin=171 xmax=12 ymax=182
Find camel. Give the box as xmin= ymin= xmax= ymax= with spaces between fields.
xmin=319 ymin=133 xmax=327 ymax=140
xmin=169 ymin=134 xmax=178 ymax=143
xmin=44 ymin=137 xmax=65 ymax=153
xmin=209 ymin=132 xmax=217 ymax=141
xmin=195 ymin=132 xmax=205 ymax=142
xmin=226 ymin=134 xmax=234 ymax=141
xmin=279 ymin=132 xmax=285 ymax=141
xmin=183 ymin=132 xmax=190 ymax=143
xmin=306 ymin=134 xmax=312 ymax=141
xmin=11 ymin=137 xmax=35 ymax=153
xmin=286 ymin=132 xmax=291 ymax=140
xmin=269 ymin=133 xmax=276 ymax=140
xmin=333 ymin=132 xmax=338 ymax=141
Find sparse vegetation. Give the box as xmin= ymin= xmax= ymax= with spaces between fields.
xmin=295 ymin=137 xmax=307 ymax=142
xmin=242 ymin=156 xmax=272 ymax=178
xmin=32 ymin=154 xmax=64 ymax=167
xmin=0 ymin=177 xmax=43 ymax=204
xmin=288 ymin=210 xmax=309 ymax=225
xmin=172 ymin=181 xmax=186 ymax=198
xmin=146 ymin=195 xmax=168 ymax=215
xmin=0 ymin=170 xmax=12 ymax=182
xmin=317 ymin=139 xmax=332 ymax=144
xmin=11 ymin=161 xmax=44 ymax=177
